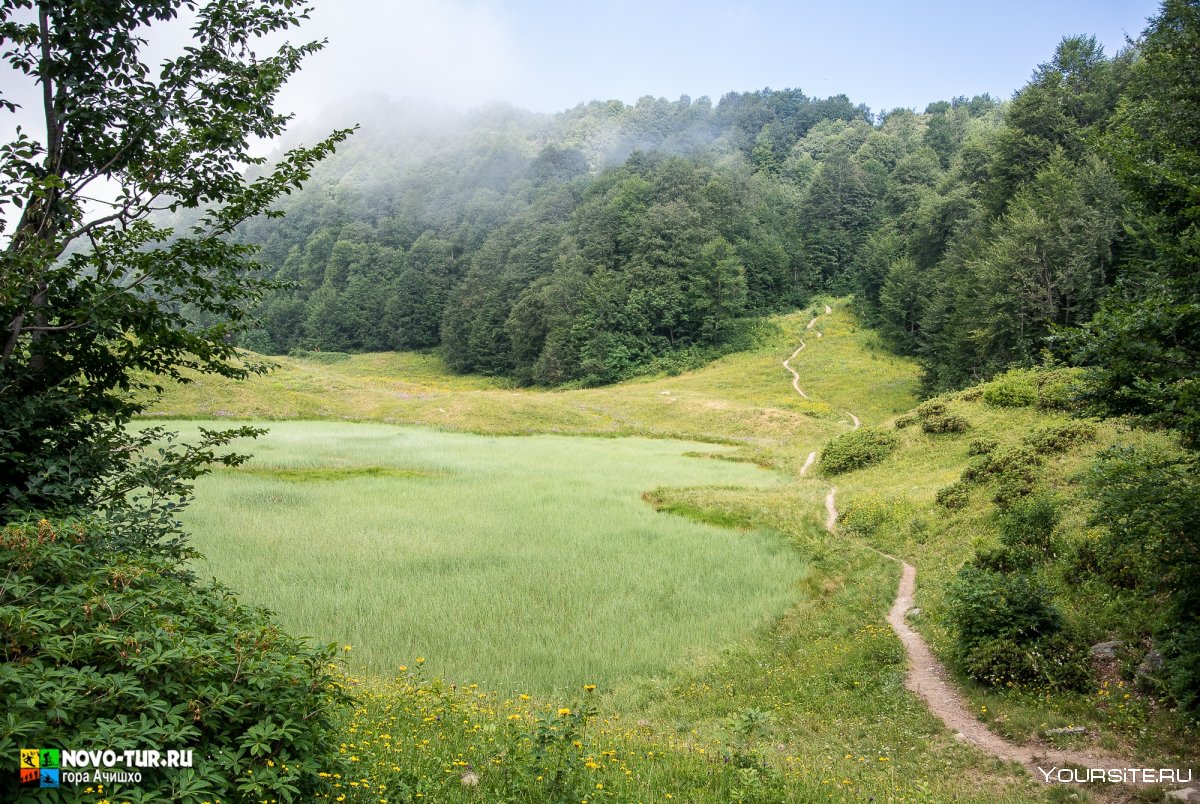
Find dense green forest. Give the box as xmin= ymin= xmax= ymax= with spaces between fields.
xmin=222 ymin=21 xmax=1178 ymax=396
xmin=226 ymin=90 xmax=881 ymax=383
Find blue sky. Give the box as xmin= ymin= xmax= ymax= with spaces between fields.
xmin=277 ymin=0 xmax=1162 ymax=118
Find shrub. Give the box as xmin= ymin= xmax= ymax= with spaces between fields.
xmin=958 ymin=444 xmax=1044 ymax=505
xmin=1031 ymin=369 xmax=1085 ymax=411
xmin=997 ymin=494 xmax=1060 ymax=557
xmin=893 ymin=413 xmax=916 ymax=429
xmin=950 ymin=566 xmax=1094 ymax=691
xmin=982 ymin=368 xmax=1086 ymax=411
xmin=946 ymin=566 xmax=1088 ymax=690
xmin=982 ymin=370 xmax=1039 ymax=407
xmin=936 ymin=480 xmax=972 ymax=510
xmin=957 ymin=386 xmax=985 ymax=402
xmin=961 ymin=445 xmax=1043 ymax=485
xmin=960 ymin=634 xmax=1091 ymax=691
xmin=0 ymin=519 xmax=351 ymax=802
xmin=1085 ymin=448 xmax=1200 ymax=711
xmin=993 ymin=472 xmax=1040 ymax=506
xmin=916 ymin=400 xmax=970 ymax=434
xmin=967 ymin=438 xmax=998 ymax=456
xmin=1023 ymin=422 xmax=1097 ymax=454
xmin=947 ymin=566 xmax=1063 ymax=649
xmin=288 ymin=349 xmax=351 ymax=363
xmin=972 ymin=544 xmax=1044 ymax=573
xmin=820 ymin=427 xmax=899 ymax=475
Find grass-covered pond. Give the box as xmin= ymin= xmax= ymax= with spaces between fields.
xmin=176 ymin=421 xmax=804 ymax=693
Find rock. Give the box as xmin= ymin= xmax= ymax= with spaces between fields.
xmin=1045 ymin=726 xmax=1087 ymax=736
xmin=1165 ymin=788 xmax=1197 ymax=802
xmin=905 ymin=608 xmax=922 ymax=619
xmin=1137 ymin=649 xmax=1164 ymax=677
xmin=1089 ymin=640 xmax=1124 ymax=659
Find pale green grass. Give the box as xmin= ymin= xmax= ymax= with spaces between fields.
xmin=173 ymin=420 xmax=805 ymax=695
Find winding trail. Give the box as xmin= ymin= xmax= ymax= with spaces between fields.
xmin=782 ymin=341 xmax=810 ymax=399
xmin=788 ymin=304 xmax=1173 ymax=789
xmin=785 ymin=306 xmax=860 ymax=432
xmin=799 ymin=451 xmax=816 ymax=477
xmin=822 ymin=490 xmax=1158 ymax=785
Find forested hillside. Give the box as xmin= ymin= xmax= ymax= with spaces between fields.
xmin=226 ymin=88 xmax=1002 ymax=384
xmin=226 ymin=23 xmax=1150 ymax=396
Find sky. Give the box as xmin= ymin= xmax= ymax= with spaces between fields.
xmin=273 ymin=0 xmax=1162 ymax=120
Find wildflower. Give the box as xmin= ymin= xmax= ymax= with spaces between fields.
xmin=584 ymin=684 xmax=597 ymax=693
xmin=343 ymin=645 xmax=353 ymax=652
xmin=461 ymin=771 xmax=479 ymax=787
xmin=416 ymin=657 xmax=425 ymax=664
xmin=558 ymin=707 xmax=572 ymax=716
xmin=520 ymin=693 xmax=531 ymax=700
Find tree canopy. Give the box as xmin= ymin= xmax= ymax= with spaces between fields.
xmin=0 ymin=0 xmax=351 ymax=516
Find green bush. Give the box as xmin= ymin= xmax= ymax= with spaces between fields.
xmin=935 ymin=480 xmax=972 ymax=510
xmin=961 ymin=445 xmax=1043 ymax=485
xmin=820 ymin=427 xmax=899 ymax=475
xmin=946 ymin=566 xmax=1089 ymax=690
xmin=981 ymin=368 xmax=1086 ymax=411
xmin=893 ymin=413 xmax=916 ymax=429
xmin=982 ymin=371 xmax=1039 ymax=407
xmin=1085 ymin=448 xmax=1200 ymax=711
xmin=967 ymin=438 xmax=998 ymax=456
xmin=959 ymin=444 xmax=1044 ymax=506
xmin=0 ymin=519 xmax=351 ymax=803
xmin=288 ymin=348 xmax=351 ymax=363
xmin=1023 ymin=422 xmax=1097 ymax=454
xmin=1031 ymin=368 xmax=1086 ymax=411
xmin=957 ymin=386 xmax=984 ymax=402
xmin=916 ymin=400 xmax=970 ymax=434
xmin=996 ymin=494 xmax=1060 ymax=557
xmin=960 ymin=634 xmax=1091 ymax=691
xmin=947 ymin=566 xmax=1062 ymax=648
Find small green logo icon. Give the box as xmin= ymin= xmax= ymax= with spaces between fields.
xmin=19 ymin=748 xmax=60 ymax=788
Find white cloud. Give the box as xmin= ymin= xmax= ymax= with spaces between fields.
xmin=277 ymin=0 xmax=526 ymax=120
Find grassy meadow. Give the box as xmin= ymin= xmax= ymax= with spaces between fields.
xmin=174 ymin=421 xmax=802 ymax=693
xmin=141 ymin=300 xmax=1197 ymax=801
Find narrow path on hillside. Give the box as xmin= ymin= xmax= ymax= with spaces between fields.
xmin=799 ymin=451 xmax=816 ymax=476
xmin=822 ymin=492 xmax=1157 ymax=787
xmin=785 ymin=305 xmax=860 ymax=432
xmin=782 ymin=341 xmax=810 ymax=399
xmin=789 ymin=305 xmax=1161 ymax=789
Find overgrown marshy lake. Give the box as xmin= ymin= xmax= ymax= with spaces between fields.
xmin=175 ymin=421 xmax=804 ymax=693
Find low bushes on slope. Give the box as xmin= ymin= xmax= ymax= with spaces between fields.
xmin=981 ymin=367 xmax=1085 ymax=411
xmin=820 ymin=427 xmax=898 ymax=474
xmin=0 ymin=518 xmax=351 ymax=803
